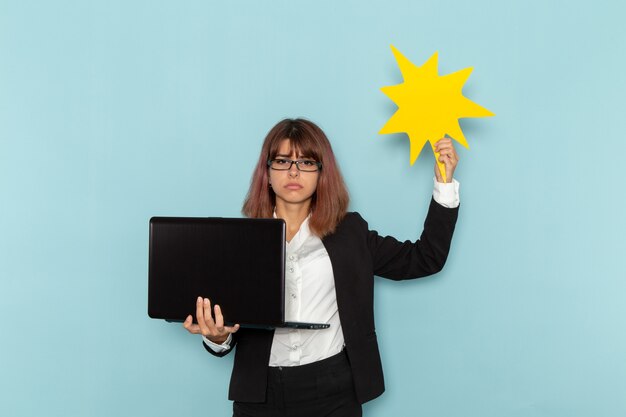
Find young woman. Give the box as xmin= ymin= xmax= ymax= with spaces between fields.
xmin=183 ymin=118 xmax=460 ymax=417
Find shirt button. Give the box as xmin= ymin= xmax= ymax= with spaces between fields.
xmin=289 ymin=267 xmax=294 ymax=273
xmin=291 ymin=293 xmax=296 ymax=299
xmin=289 ymin=255 xmax=294 ymax=261
xmin=291 ymin=345 xmax=298 ymax=351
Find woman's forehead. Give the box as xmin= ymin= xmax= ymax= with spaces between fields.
xmin=275 ymin=139 xmax=308 ymax=157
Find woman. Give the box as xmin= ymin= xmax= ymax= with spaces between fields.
xmin=183 ymin=118 xmax=460 ymax=417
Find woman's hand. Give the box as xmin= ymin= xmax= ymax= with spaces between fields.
xmin=182 ymin=296 xmax=240 ymax=344
xmin=434 ymin=137 xmax=459 ymax=183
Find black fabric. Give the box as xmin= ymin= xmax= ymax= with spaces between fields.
xmin=203 ymin=198 xmax=459 ymax=404
xmin=232 ymin=351 xmax=362 ymax=417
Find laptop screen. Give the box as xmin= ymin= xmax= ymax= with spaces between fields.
xmin=148 ymin=217 xmax=286 ymax=327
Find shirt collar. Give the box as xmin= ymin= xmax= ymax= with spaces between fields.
xmin=272 ymin=210 xmax=312 ymax=251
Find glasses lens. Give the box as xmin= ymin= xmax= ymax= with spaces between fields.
xmin=296 ymin=160 xmax=319 ymax=172
xmin=270 ymin=159 xmax=291 ymax=170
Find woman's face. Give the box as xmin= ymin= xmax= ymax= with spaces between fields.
xmin=269 ymin=139 xmax=320 ymax=209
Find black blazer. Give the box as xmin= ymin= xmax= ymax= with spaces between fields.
xmin=204 ymin=198 xmax=459 ymax=404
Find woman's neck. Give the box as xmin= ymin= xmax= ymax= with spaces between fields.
xmin=275 ymin=201 xmax=311 ymax=242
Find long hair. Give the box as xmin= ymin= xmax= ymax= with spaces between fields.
xmin=242 ymin=118 xmax=350 ymax=237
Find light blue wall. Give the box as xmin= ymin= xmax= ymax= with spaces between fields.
xmin=1 ymin=1 xmax=625 ymax=416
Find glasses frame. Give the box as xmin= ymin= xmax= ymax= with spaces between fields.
xmin=267 ymin=158 xmax=323 ymax=172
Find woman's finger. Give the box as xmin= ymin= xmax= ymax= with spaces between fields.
xmin=183 ymin=315 xmax=202 ymax=334
xmin=214 ymin=305 xmax=240 ymax=335
xmin=435 ymin=137 xmax=452 ymax=151
xmin=196 ymin=297 xmax=210 ymax=334
xmin=226 ymin=324 xmax=241 ymax=334
xmin=203 ymin=298 xmax=216 ymax=327
xmin=214 ymin=305 xmax=225 ymax=333
xmin=437 ymin=144 xmax=454 ymax=156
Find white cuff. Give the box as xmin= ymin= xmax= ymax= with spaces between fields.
xmin=202 ymin=333 xmax=232 ymax=353
xmin=432 ymin=177 xmax=460 ymax=208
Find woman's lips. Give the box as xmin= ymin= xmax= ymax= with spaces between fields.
xmin=285 ymin=183 xmax=303 ymax=190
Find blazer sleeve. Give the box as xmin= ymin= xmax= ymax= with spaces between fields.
xmin=202 ymin=333 xmax=238 ymax=357
xmin=365 ymin=197 xmax=459 ymax=280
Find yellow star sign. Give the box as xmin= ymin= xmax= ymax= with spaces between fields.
xmin=380 ymin=45 xmax=494 ymax=182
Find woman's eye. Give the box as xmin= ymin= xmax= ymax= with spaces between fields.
xmin=275 ymin=159 xmax=288 ymax=165
xmin=302 ymin=160 xmax=315 ymax=166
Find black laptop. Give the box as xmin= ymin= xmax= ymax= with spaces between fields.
xmin=148 ymin=217 xmax=329 ymax=330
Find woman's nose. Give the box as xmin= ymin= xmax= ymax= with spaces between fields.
xmin=288 ymin=163 xmax=299 ymax=177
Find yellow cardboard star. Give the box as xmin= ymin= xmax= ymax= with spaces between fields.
xmin=380 ymin=45 xmax=494 ymax=182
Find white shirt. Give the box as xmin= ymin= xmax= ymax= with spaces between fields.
xmin=203 ymin=178 xmax=461 ymax=364
xmin=269 ymin=215 xmax=343 ymax=365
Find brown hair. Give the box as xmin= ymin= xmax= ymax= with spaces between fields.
xmin=242 ymin=118 xmax=350 ymax=237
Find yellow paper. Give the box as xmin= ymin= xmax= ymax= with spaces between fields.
xmin=380 ymin=45 xmax=494 ymax=182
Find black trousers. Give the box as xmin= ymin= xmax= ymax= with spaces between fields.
xmin=233 ymin=351 xmax=362 ymax=417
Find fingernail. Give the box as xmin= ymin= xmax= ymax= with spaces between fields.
xmin=197 ymin=297 xmax=202 ymax=303
xmin=204 ymin=298 xmax=209 ymax=304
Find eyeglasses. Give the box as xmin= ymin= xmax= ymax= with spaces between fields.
xmin=267 ymin=158 xmax=322 ymax=172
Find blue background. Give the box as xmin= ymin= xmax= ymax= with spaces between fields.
xmin=1 ymin=1 xmax=625 ymax=416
